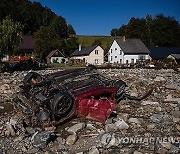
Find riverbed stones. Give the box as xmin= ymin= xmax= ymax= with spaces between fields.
xmin=0 ymin=68 xmax=180 ymax=153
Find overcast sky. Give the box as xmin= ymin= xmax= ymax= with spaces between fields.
xmin=31 ymin=0 xmax=180 ymax=36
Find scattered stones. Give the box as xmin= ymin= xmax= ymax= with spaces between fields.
xmin=142 ymin=100 xmax=159 ymax=106
xmin=32 ymin=131 xmax=56 ymax=149
xmin=0 ymin=68 xmax=180 ymax=153
xmin=88 ymin=146 xmax=99 ymax=154
xmin=133 ymin=151 xmax=143 ymax=154
xmin=128 ymin=118 xmax=141 ymax=124
xmin=66 ymin=123 xmax=86 ymax=134
xmin=154 ymin=76 xmax=166 ymax=82
xmin=105 ymin=124 xmax=117 ymax=132
xmin=147 ymin=124 xmax=156 ymax=130
xmin=170 ymin=110 xmax=180 ymax=118
xmin=5 ymin=122 xmax=16 ymax=136
xmin=150 ymin=114 xmax=163 ymax=123
xmin=114 ymin=119 xmax=129 ymax=130
xmin=99 ymin=133 xmax=118 ymax=148
xmin=66 ymin=134 xmax=77 ymax=146
xmin=0 ymin=84 xmax=10 ymax=91
xmin=160 ymin=142 xmax=172 ymax=150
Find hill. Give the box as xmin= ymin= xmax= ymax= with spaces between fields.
xmin=76 ymin=35 xmax=122 ymax=51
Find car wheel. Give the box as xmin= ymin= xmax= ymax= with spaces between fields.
xmin=50 ymin=92 xmax=74 ymax=117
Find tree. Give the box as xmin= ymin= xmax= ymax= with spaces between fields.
xmin=145 ymin=14 xmax=153 ymax=47
xmin=51 ymin=16 xmax=68 ymax=38
xmin=110 ymin=14 xmax=180 ymax=47
xmin=67 ymin=24 xmax=76 ymax=35
xmin=63 ymin=36 xmax=79 ymax=56
xmin=110 ymin=28 xmax=119 ymax=36
xmin=34 ymin=25 xmax=63 ymax=60
xmin=0 ymin=16 xmax=23 ymax=56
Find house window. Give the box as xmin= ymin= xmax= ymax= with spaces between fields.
xmin=111 ymin=56 xmax=112 ymax=61
xmin=95 ymin=59 xmax=99 ymax=64
xmin=120 ymin=51 xmax=122 ymax=55
xmin=131 ymin=59 xmax=134 ymax=63
xmin=139 ymin=55 xmax=145 ymax=60
xmin=111 ymin=49 xmax=112 ymax=53
xmin=126 ymin=60 xmax=128 ymax=64
xmin=120 ymin=59 xmax=122 ymax=64
xmin=115 ymin=48 xmax=117 ymax=51
xmin=95 ymin=50 xmax=99 ymax=55
xmin=115 ymin=56 xmax=117 ymax=58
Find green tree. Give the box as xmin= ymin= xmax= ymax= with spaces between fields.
xmin=34 ymin=25 xmax=63 ymax=60
xmin=145 ymin=14 xmax=153 ymax=46
xmin=111 ymin=28 xmax=119 ymax=36
xmin=67 ymin=24 xmax=76 ymax=35
xmin=110 ymin=14 xmax=180 ymax=47
xmin=51 ymin=16 xmax=68 ymax=38
xmin=0 ymin=16 xmax=23 ymax=56
xmin=63 ymin=36 xmax=79 ymax=56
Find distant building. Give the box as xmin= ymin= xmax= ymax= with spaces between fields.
xmin=71 ymin=45 xmax=104 ymax=65
xmin=167 ymin=54 xmax=180 ymax=64
xmin=46 ymin=49 xmax=67 ymax=64
xmin=19 ymin=35 xmax=34 ymax=53
xmin=149 ymin=47 xmax=180 ymax=60
xmin=1 ymin=35 xmax=35 ymax=63
xmin=108 ymin=36 xmax=151 ymax=64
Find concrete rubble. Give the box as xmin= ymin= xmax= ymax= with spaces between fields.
xmin=0 ymin=68 xmax=180 ymax=153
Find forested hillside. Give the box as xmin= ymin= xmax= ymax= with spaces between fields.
xmin=111 ymin=14 xmax=180 ymax=47
xmin=0 ymin=0 xmax=77 ymax=59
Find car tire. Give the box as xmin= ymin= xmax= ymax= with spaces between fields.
xmin=50 ymin=92 xmax=74 ymax=117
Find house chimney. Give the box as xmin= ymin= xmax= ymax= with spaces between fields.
xmin=122 ymin=36 xmax=126 ymax=42
xmin=79 ymin=44 xmax=82 ymax=51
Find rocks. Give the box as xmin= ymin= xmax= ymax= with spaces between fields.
xmin=160 ymin=142 xmax=172 ymax=150
xmin=150 ymin=114 xmax=163 ymax=123
xmin=105 ymin=124 xmax=117 ymax=132
xmin=66 ymin=123 xmax=86 ymax=134
xmin=147 ymin=124 xmax=156 ymax=130
xmin=170 ymin=110 xmax=180 ymax=118
xmin=5 ymin=122 xmax=16 ymax=136
xmin=114 ymin=119 xmax=129 ymax=130
xmin=32 ymin=131 xmax=56 ymax=149
xmin=0 ymin=68 xmax=180 ymax=153
xmin=0 ymin=84 xmax=10 ymax=91
xmin=142 ymin=100 xmax=159 ymax=106
xmin=66 ymin=134 xmax=77 ymax=146
xmin=128 ymin=118 xmax=141 ymax=124
xmin=88 ymin=146 xmax=99 ymax=154
xmin=154 ymin=76 xmax=166 ymax=82
xmin=105 ymin=119 xmax=129 ymax=132
xmin=99 ymin=133 xmax=118 ymax=148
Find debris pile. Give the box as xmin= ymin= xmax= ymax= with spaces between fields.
xmin=0 ymin=68 xmax=180 ymax=153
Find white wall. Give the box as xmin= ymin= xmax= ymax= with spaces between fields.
xmin=71 ymin=46 xmax=104 ymax=65
xmin=108 ymin=40 xmax=124 ymax=64
xmin=108 ymin=40 xmax=151 ymax=64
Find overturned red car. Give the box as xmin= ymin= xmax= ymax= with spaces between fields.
xmin=14 ymin=65 xmax=152 ymax=125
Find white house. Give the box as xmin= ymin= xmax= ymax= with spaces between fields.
xmin=71 ymin=45 xmax=104 ymax=65
xmin=108 ymin=37 xmax=151 ymax=64
xmin=46 ymin=49 xmax=67 ymax=64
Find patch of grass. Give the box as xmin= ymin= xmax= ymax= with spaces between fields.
xmin=49 ymin=63 xmax=86 ymax=69
xmin=76 ymin=35 xmax=122 ymax=52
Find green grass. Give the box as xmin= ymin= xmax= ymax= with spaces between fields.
xmin=76 ymin=35 xmax=122 ymax=51
xmin=49 ymin=63 xmax=86 ymax=69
